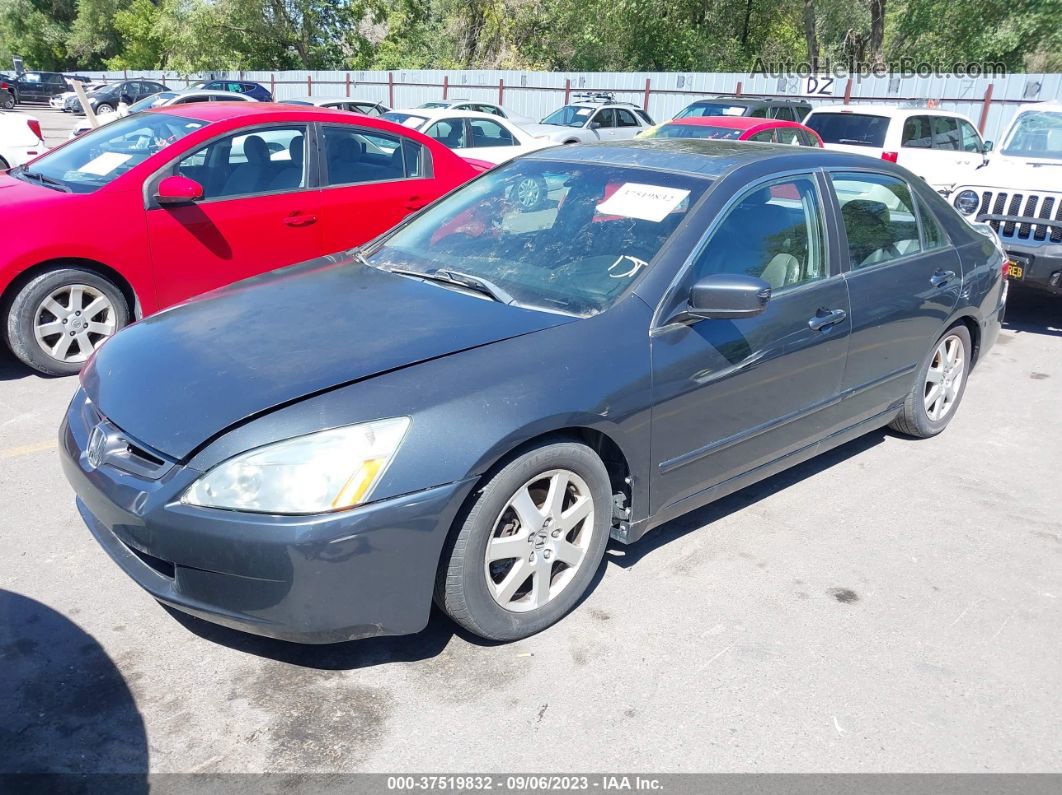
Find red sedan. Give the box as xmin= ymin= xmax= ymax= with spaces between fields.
xmin=0 ymin=103 xmax=479 ymax=374
xmin=645 ymin=116 xmax=824 ymax=147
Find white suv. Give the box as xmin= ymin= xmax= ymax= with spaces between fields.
xmin=804 ymin=105 xmax=987 ymax=192
xmin=949 ymin=102 xmax=1062 ymax=295
xmin=522 ymin=93 xmax=655 ymax=145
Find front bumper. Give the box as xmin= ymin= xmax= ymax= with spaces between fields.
xmin=1003 ymin=242 xmax=1062 ymax=295
xmin=60 ymin=390 xmax=477 ymax=644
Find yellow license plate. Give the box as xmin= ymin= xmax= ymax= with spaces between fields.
xmin=1007 ymin=262 xmax=1024 ymax=279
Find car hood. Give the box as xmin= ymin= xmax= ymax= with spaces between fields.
xmin=82 ymin=254 xmax=574 ymax=460
xmin=521 ymin=123 xmax=585 ymax=139
xmin=956 ymin=160 xmax=1062 ymax=193
xmin=0 ymin=172 xmax=70 ymax=205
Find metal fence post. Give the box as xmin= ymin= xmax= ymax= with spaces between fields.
xmin=843 ymin=78 xmax=853 ymax=104
xmin=307 ymin=73 xmax=312 ymax=95
xmin=389 ymin=72 xmax=395 ymax=107
xmin=736 ymin=81 xmax=743 ymax=96
xmin=643 ymin=78 xmax=651 ymax=110
xmin=978 ymin=83 xmax=994 ymax=134
xmin=346 ymin=72 xmax=351 ymax=97
xmin=270 ymin=73 xmax=275 ymax=96
xmin=499 ymin=78 xmax=504 ymax=105
xmin=443 ymin=75 xmax=449 ymax=99
xmin=564 ymin=78 xmax=571 ymax=104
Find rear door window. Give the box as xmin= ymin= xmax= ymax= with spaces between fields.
xmin=805 ymin=113 xmax=890 ymax=148
xmin=615 ymin=109 xmax=640 ymax=127
xmin=901 ymin=116 xmax=934 ymax=149
xmin=322 ymin=125 xmax=429 ymax=184
xmin=829 ymin=172 xmax=923 ymax=268
xmin=468 ymin=119 xmax=515 ymax=147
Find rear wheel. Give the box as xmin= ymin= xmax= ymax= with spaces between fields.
xmin=889 ymin=324 xmax=972 ymax=438
xmin=1 ymin=94 xmax=13 ymax=110
xmin=95 ymin=103 xmax=114 ymax=115
xmin=436 ymin=440 xmax=612 ymax=641
xmin=4 ymin=268 xmax=129 ymax=376
xmin=510 ymin=175 xmax=548 ymax=212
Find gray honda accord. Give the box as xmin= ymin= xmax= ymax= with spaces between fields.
xmin=61 ymin=139 xmax=1007 ymax=643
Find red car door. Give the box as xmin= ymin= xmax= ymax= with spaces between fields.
xmin=145 ymin=123 xmax=322 ymax=308
xmin=315 ymin=123 xmax=450 ymax=250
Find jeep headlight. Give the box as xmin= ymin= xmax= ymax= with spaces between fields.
xmin=954 ymin=190 xmax=980 ymax=216
xmin=182 ymin=418 xmax=410 ymax=514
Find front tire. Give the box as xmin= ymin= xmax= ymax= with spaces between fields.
xmin=889 ymin=323 xmax=972 ymax=438
xmin=436 ymin=439 xmax=613 ymax=641
xmin=4 ymin=268 xmax=129 ymax=376
xmin=95 ymin=103 xmax=114 ymax=115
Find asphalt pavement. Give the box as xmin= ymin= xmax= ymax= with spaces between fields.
xmin=0 ymin=115 xmax=1060 ymax=773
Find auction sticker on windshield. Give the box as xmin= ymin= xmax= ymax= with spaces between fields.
xmin=596 ymin=183 xmax=691 ymax=222
xmin=78 ymin=152 xmax=133 ymax=176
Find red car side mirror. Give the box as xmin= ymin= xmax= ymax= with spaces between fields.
xmin=156 ymin=175 xmax=204 ymax=206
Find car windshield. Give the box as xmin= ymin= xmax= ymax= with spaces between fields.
xmin=16 ymin=113 xmax=207 ymax=194
xmin=128 ymin=92 xmax=174 ymax=112
xmin=419 ymin=102 xmax=452 ymax=109
xmin=805 ymin=113 xmax=889 ymax=147
xmin=1001 ymin=110 xmax=1062 ymax=160
xmin=541 ymin=105 xmax=595 ymax=127
xmin=381 ymin=111 xmax=428 ymax=129
xmin=675 ymin=102 xmax=748 ymax=118
xmin=656 ymin=124 xmax=744 ymax=140
xmin=364 ymin=160 xmax=710 ymax=316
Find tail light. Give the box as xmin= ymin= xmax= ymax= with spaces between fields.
xmin=881 ymin=151 xmax=899 ymax=163
xmin=27 ymin=119 xmax=44 ymax=142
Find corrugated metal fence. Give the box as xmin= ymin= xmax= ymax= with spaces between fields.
xmin=82 ymin=69 xmax=1062 ymax=144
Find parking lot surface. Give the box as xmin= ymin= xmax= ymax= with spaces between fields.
xmin=1 ymin=183 xmax=1061 ymax=772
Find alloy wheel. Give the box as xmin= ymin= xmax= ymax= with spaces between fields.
xmin=484 ymin=469 xmax=596 ymax=612
xmin=924 ymin=334 xmax=965 ymax=421
xmin=33 ymin=284 xmax=117 ymax=363
xmin=514 ymin=177 xmax=543 ymax=211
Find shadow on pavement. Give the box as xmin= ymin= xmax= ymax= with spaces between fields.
xmin=1003 ymin=288 xmax=1061 ymax=338
xmin=609 ymin=429 xmax=888 ymax=569
xmin=0 ymin=348 xmax=41 ymax=382
xmin=0 ymin=589 xmax=148 ymax=786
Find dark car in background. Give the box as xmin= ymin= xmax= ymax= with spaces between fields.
xmin=61 ymin=140 xmax=1007 ymax=646
xmin=65 ymin=79 xmax=168 ymax=115
xmin=9 ymin=71 xmax=69 ymax=104
xmin=675 ymin=95 xmax=813 ymax=122
xmin=0 ymin=84 xmax=13 ymax=111
xmin=190 ymin=79 xmax=272 ymax=102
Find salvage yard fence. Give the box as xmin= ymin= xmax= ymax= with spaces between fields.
xmin=78 ymin=69 xmax=1062 ymax=145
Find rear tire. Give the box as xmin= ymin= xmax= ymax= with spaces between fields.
xmin=889 ymin=323 xmax=972 ymax=438
xmin=435 ymin=439 xmax=612 ymax=641
xmin=95 ymin=103 xmax=114 ymax=115
xmin=1 ymin=95 xmax=13 ymax=110
xmin=4 ymin=267 xmax=129 ymax=376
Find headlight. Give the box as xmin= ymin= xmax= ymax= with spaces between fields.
xmin=182 ymin=417 xmax=410 ymax=514
xmin=954 ymin=190 xmax=980 ymax=216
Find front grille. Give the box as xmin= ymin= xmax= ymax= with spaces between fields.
xmin=978 ymin=189 xmax=1062 ymax=243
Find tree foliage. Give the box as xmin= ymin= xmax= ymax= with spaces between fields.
xmin=0 ymin=0 xmax=1057 ymax=73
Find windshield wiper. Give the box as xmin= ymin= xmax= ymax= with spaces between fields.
xmin=389 ymin=267 xmax=514 ymax=304
xmin=14 ymin=167 xmax=71 ymax=193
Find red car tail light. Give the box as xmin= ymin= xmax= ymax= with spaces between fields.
xmin=27 ymin=119 xmax=44 ymax=142
xmin=881 ymin=151 xmax=899 ymax=163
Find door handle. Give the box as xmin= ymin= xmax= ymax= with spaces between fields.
xmin=808 ymin=308 xmax=847 ymax=332
xmin=283 ymin=212 xmax=317 ymax=227
xmin=403 ymin=195 xmax=428 ymax=211
xmin=930 ymin=269 xmax=956 ymax=288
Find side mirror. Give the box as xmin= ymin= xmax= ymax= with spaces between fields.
xmin=590 ymin=121 xmax=602 ymax=129
xmin=156 ymin=175 xmax=203 ymax=205
xmin=982 ymin=140 xmax=993 ymax=153
xmin=685 ymin=273 xmax=771 ymax=320
xmin=120 ymin=94 xmax=132 ymax=105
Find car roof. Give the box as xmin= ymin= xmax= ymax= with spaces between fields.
xmin=153 ymin=102 xmax=351 ymax=121
xmin=526 ymin=137 xmax=877 ymax=178
xmin=686 ymin=95 xmax=809 ymax=106
xmin=806 ymin=104 xmax=973 ymax=120
xmin=666 ymin=117 xmax=808 ymax=131
xmin=389 ymin=107 xmax=510 ymax=122
xmin=284 ymin=96 xmax=383 ymax=105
